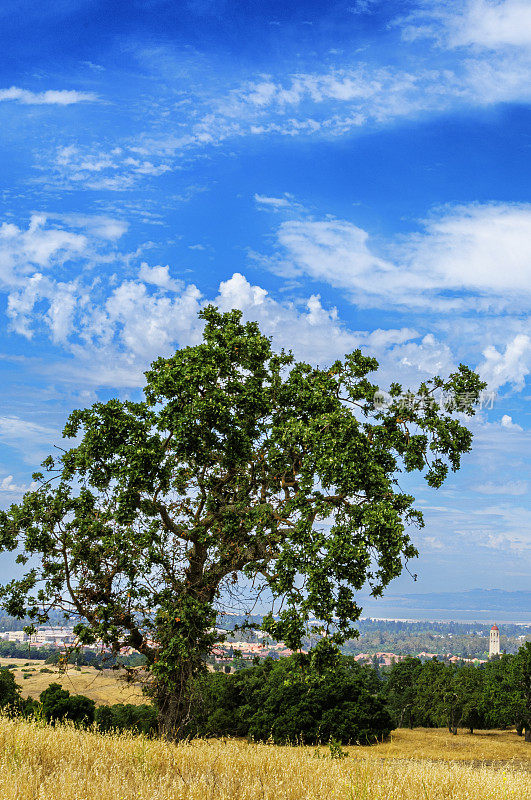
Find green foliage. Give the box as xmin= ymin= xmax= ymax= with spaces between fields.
xmin=0 ymin=307 xmax=485 ymax=734
xmin=95 ymin=703 xmax=158 ymax=735
xmin=340 ymin=619 xmax=530 ymax=660
xmin=382 ymin=645 xmax=531 ymax=739
xmin=328 ymin=738 xmax=348 ymax=758
xmin=382 ymin=657 xmax=424 ymax=728
xmin=511 ymin=642 xmax=531 ymax=740
xmin=39 ymin=683 xmax=95 ymax=726
xmin=43 ymin=647 xmax=146 ymax=669
xmin=0 ymin=641 xmax=58 ymax=662
xmin=191 ymin=653 xmax=393 ymax=745
xmin=0 ymin=666 xmax=21 ymax=709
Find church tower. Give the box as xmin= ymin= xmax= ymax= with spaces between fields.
xmin=489 ymin=624 xmax=500 ymax=657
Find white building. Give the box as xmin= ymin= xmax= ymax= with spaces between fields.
xmin=489 ymin=624 xmax=500 ymax=657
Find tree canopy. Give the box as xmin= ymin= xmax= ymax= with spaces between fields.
xmin=0 ymin=306 xmax=485 ymax=733
xmin=193 ymin=652 xmax=393 ymax=744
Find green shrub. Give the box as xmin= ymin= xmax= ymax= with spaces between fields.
xmin=191 ymin=652 xmax=393 ymax=745
xmin=95 ymin=703 xmax=157 ymax=735
xmin=0 ymin=667 xmax=22 ymax=708
xmin=39 ymin=683 xmax=95 ymax=725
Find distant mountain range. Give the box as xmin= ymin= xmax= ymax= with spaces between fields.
xmin=359 ymin=589 xmax=531 ymax=614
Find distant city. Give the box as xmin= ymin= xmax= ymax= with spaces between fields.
xmin=2 ymin=614 xmax=529 ymax=670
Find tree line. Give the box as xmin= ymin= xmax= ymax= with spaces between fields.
xmin=383 ymin=645 xmax=531 ymax=739
xmin=1 ymin=640 xmax=529 ymax=744
xmin=0 ymin=640 xmax=145 ymax=668
xmin=198 ymin=643 xmax=531 ymax=742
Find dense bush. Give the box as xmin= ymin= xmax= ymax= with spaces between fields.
xmin=39 ymin=683 xmax=95 ymax=726
xmin=0 ymin=667 xmax=22 ymax=709
xmin=191 ymin=652 xmax=393 ymax=745
xmin=95 ymin=703 xmax=158 ymax=735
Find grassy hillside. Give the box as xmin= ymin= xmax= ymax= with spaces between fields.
xmin=0 ymin=718 xmax=528 ymax=800
xmin=0 ymin=657 xmax=146 ymax=705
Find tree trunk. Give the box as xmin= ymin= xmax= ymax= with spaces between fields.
xmin=153 ymin=668 xmax=196 ymax=739
xmin=525 ymin=725 xmax=531 ymax=743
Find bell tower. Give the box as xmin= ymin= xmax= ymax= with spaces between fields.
xmin=489 ymin=624 xmax=500 ymax=657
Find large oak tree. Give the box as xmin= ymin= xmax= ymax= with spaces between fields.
xmin=0 ymin=307 xmax=485 ymax=734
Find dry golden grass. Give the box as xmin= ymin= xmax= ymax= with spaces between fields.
xmin=352 ymin=727 xmax=531 ymax=768
xmin=0 ymin=658 xmax=146 ymax=705
xmin=0 ymin=717 xmax=528 ymax=800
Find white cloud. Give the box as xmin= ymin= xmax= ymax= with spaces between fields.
xmin=0 ymin=215 xmax=87 ymax=288
xmin=426 ymin=1 xmax=531 ymax=49
xmin=263 ymin=218 xmax=393 ymax=290
xmin=7 ymin=271 xmax=84 ymax=344
xmin=254 ymin=194 xmax=293 ymax=209
xmin=50 ymin=214 xmax=129 ymax=241
xmin=0 ymin=416 xmax=60 ymax=463
xmin=0 ymin=214 xmax=132 ymax=342
xmin=81 ymin=279 xmax=204 ymax=363
xmin=403 ymin=204 xmax=531 ymax=297
xmin=500 ymin=414 xmax=523 ymax=431
xmin=256 ymin=203 xmax=531 ymax=314
xmin=393 ymin=333 xmax=455 ymax=377
xmin=2 ymin=211 xmax=528 ymax=395
xmin=212 ymin=273 xmax=435 ymax=379
xmin=467 ymin=503 xmax=531 ymax=550
xmin=472 ymin=480 xmax=528 ymax=495
xmin=0 ymin=87 xmax=98 ymax=105
xmin=50 ymin=145 xmax=172 ymax=191
xmin=479 ymin=334 xmax=530 ymax=390
xmin=22 ymin=5 xmax=531 ymax=194
xmin=2 ymin=260 xmax=441 ymax=390
xmin=0 ymin=475 xmax=33 ymax=493
xmin=138 ymin=262 xmax=183 ymax=291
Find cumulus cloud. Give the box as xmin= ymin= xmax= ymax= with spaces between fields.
xmin=500 ymin=414 xmax=523 ymax=431
xmin=403 ymin=204 xmax=531 ymax=297
xmin=0 ymin=87 xmax=98 ymax=105
xmin=138 ymin=262 xmax=183 ymax=292
xmin=0 ymin=475 xmax=32 ymax=493
xmin=0 ymin=231 xmax=444 ymax=390
xmin=0 ymin=214 xmax=87 ymax=288
xmin=479 ymin=334 xmax=530 ymax=390
xmin=0 ymin=214 xmax=130 ymax=342
xmin=2 ymin=211 xmax=528 ymax=394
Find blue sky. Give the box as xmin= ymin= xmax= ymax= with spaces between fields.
xmin=0 ymin=0 xmax=529 ymax=604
